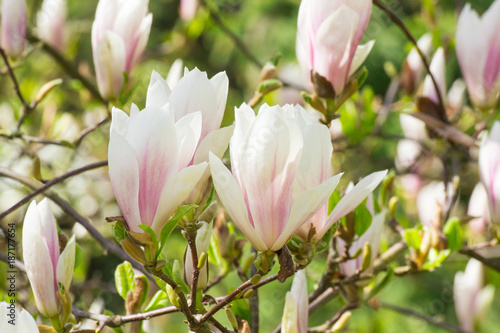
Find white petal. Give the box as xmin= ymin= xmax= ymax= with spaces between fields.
xmin=174 ymin=111 xmax=202 ymax=168
xmin=325 ymin=170 xmax=387 ymax=235
xmin=151 ymin=162 xmax=208 ymax=235
xmin=273 ymin=173 xmax=342 ymax=250
xmin=94 ymin=30 xmax=126 ymax=99
xmin=108 ymin=133 xmax=141 ymax=231
xmin=146 ymin=70 xmax=171 ymax=108
xmin=209 ymin=153 xmax=267 ymax=251
xmin=193 ymin=125 xmax=234 ymax=164
xmin=56 ymin=235 xmax=76 ymax=292
xmin=348 ymin=40 xmax=375 ymax=77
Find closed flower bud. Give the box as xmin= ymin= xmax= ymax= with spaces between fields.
xmin=37 ymin=0 xmax=67 ymax=52
xmin=456 ymin=0 xmax=500 ymax=109
xmin=296 ymin=0 xmax=373 ymax=96
xmin=0 ymin=0 xmax=26 ymax=59
xmin=22 ymin=199 xmax=76 ymax=318
xmin=281 ymin=270 xmax=308 ymax=333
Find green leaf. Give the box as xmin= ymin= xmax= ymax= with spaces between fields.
xmin=404 ymin=228 xmax=422 ymax=250
xmin=443 ymin=218 xmax=463 ymax=252
xmin=354 ymin=202 xmax=372 ymax=237
xmin=157 ymin=204 xmax=198 ymax=256
xmin=74 ymin=244 xmax=85 ymax=270
xmin=328 ymin=189 xmax=342 ymax=215
xmin=112 ymin=221 xmax=127 ymax=242
xmin=422 ymin=249 xmax=451 ymax=270
xmin=138 ymin=225 xmax=159 ymax=246
xmin=201 ymin=186 xmax=215 ymax=214
xmin=114 ymin=262 xmax=135 ymax=300
xmin=365 ymin=267 xmax=394 ymax=301
xmin=144 ymin=290 xmax=169 ymax=312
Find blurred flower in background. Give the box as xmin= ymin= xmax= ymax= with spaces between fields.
xmin=479 ymin=121 xmax=500 ymax=224
xmin=0 ymin=0 xmax=26 ymax=59
xmin=454 ymin=259 xmax=494 ymax=332
xmin=456 ymin=0 xmax=500 ymax=110
xmin=91 ymin=0 xmax=152 ymax=99
xmin=37 ymin=0 xmax=67 ymax=52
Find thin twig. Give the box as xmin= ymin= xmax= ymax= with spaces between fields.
xmin=0 ymin=167 xmax=153 ymax=281
xmin=459 ymin=247 xmax=500 ymax=273
xmin=373 ymin=0 xmax=447 ymax=120
xmin=379 ymin=302 xmax=472 ymax=333
xmin=27 ymin=34 xmax=107 ymax=105
xmin=187 ymin=229 xmax=200 ymax=313
xmin=0 ymin=161 xmax=108 ymax=220
xmin=74 ymin=116 xmax=111 ymax=147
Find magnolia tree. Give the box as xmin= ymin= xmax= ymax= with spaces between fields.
xmin=0 ymin=0 xmax=499 ymax=332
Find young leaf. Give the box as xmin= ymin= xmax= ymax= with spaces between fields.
xmin=443 ymin=218 xmax=463 ymax=252
xmin=157 ymin=204 xmax=198 ymax=255
xmin=144 ymin=290 xmax=169 ymax=312
xmin=138 ymin=225 xmax=159 ymax=246
xmin=115 ymin=262 xmax=135 ymax=300
xmin=112 ymin=221 xmax=127 ymax=242
xmin=404 ymin=228 xmax=422 ymax=250
xmin=354 ymin=202 xmax=372 ymax=237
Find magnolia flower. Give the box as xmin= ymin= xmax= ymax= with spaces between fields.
xmin=281 ymin=270 xmax=308 ymax=333
xmin=0 ymin=0 xmax=26 ymax=59
xmin=337 ymin=195 xmax=385 ymax=276
xmin=37 ymin=0 xmax=67 ymax=52
xmin=456 ymin=0 xmax=500 ymax=109
xmin=454 ymin=259 xmax=494 ymax=332
xmin=109 ymin=105 xmax=208 ymax=235
xmin=91 ymin=0 xmax=152 ymax=99
xmin=422 ymin=47 xmax=446 ymax=106
xmin=468 ymin=183 xmax=489 ymax=234
xmin=22 ymin=199 xmax=76 ymax=318
xmin=395 ymin=114 xmax=427 ymax=171
xmin=0 ymin=302 xmax=39 ymax=332
xmin=479 ymin=121 xmax=500 ymax=224
xmin=296 ymin=0 xmax=373 ymax=96
xmin=416 ymin=182 xmax=451 ymax=227
xmin=184 ymin=222 xmax=212 ymax=289
xmin=210 ymin=104 xmax=341 ymax=251
xmin=180 ymin=0 xmax=199 ymax=21
xmin=146 ymin=67 xmax=233 ymax=203
xmin=402 ymin=33 xmax=433 ymax=94
xmin=296 ymin=170 xmax=387 ymax=241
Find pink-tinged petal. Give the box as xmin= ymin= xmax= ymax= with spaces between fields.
xmin=56 ymin=235 xmax=76 ymax=292
xmin=209 ymin=71 xmax=229 ymax=131
xmin=456 ymin=4 xmax=489 ymax=108
xmin=416 ymin=181 xmax=447 ymax=227
xmin=37 ymin=199 xmax=60 ymax=274
xmin=174 ymin=111 xmax=202 ymax=168
xmin=481 ymin=0 xmax=500 ymax=96
xmin=237 ymin=106 xmax=303 ymax=249
xmin=151 ymin=162 xmax=208 ymax=235
xmin=93 ymin=31 xmax=126 ymax=99
xmin=468 ymin=183 xmax=489 ymax=219
xmin=422 ymin=48 xmax=446 ymax=105
xmin=92 ymin=0 xmax=117 ymax=46
xmin=37 ymin=0 xmax=67 ymax=52
xmin=230 ymin=104 xmax=256 ymax=185
xmin=180 ymin=0 xmax=199 ymax=21
xmin=447 ymin=79 xmax=466 ymax=113
xmin=209 ymin=153 xmax=267 ymax=251
xmin=128 ymin=13 xmax=152 ymax=71
xmin=23 ymin=232 xmax=59 ymax=317
xmin=0 ymin=0 xmax=27 ymax=59
xmin=125 ymin=106 xmax=179 ymax=226
xmin=279 ymin=173 xmax=341 ymax=248
xmin=108 ymin=133 xmax=141 ymax=231
xmin=325 ymin=170 xmax=387 ymax=236
xmin=348 ymin=40 xmax=374 ymax=77
xmin=314 ymin=5 xmax=359 ymax=95
xmin=146 ymin=70 xmax=171 ymax=108
xmin=291 ymin=270 xmax=308 ymax=333
xmin=170 ymin=68 xmax=218 ymax=139
xmin=193 ymin=125 xmax=234 ymax=165
xmin=479 ymin=121 xmax=500 ymax=223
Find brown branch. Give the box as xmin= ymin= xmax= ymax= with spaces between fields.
xmin=378 ymin=302 xmax=472 ymax=333
xmin=0 ymin=161 xmax=108 ymax=220
xmin=74 ymin=116 xmax=111 ymax=147
xmin=459 ymin=247 xmax=500 ymax=273
xmin=373 ymin=0 xmax=447 ymax=120
xmin=0 ymin=167 xmax=153 ymax=281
